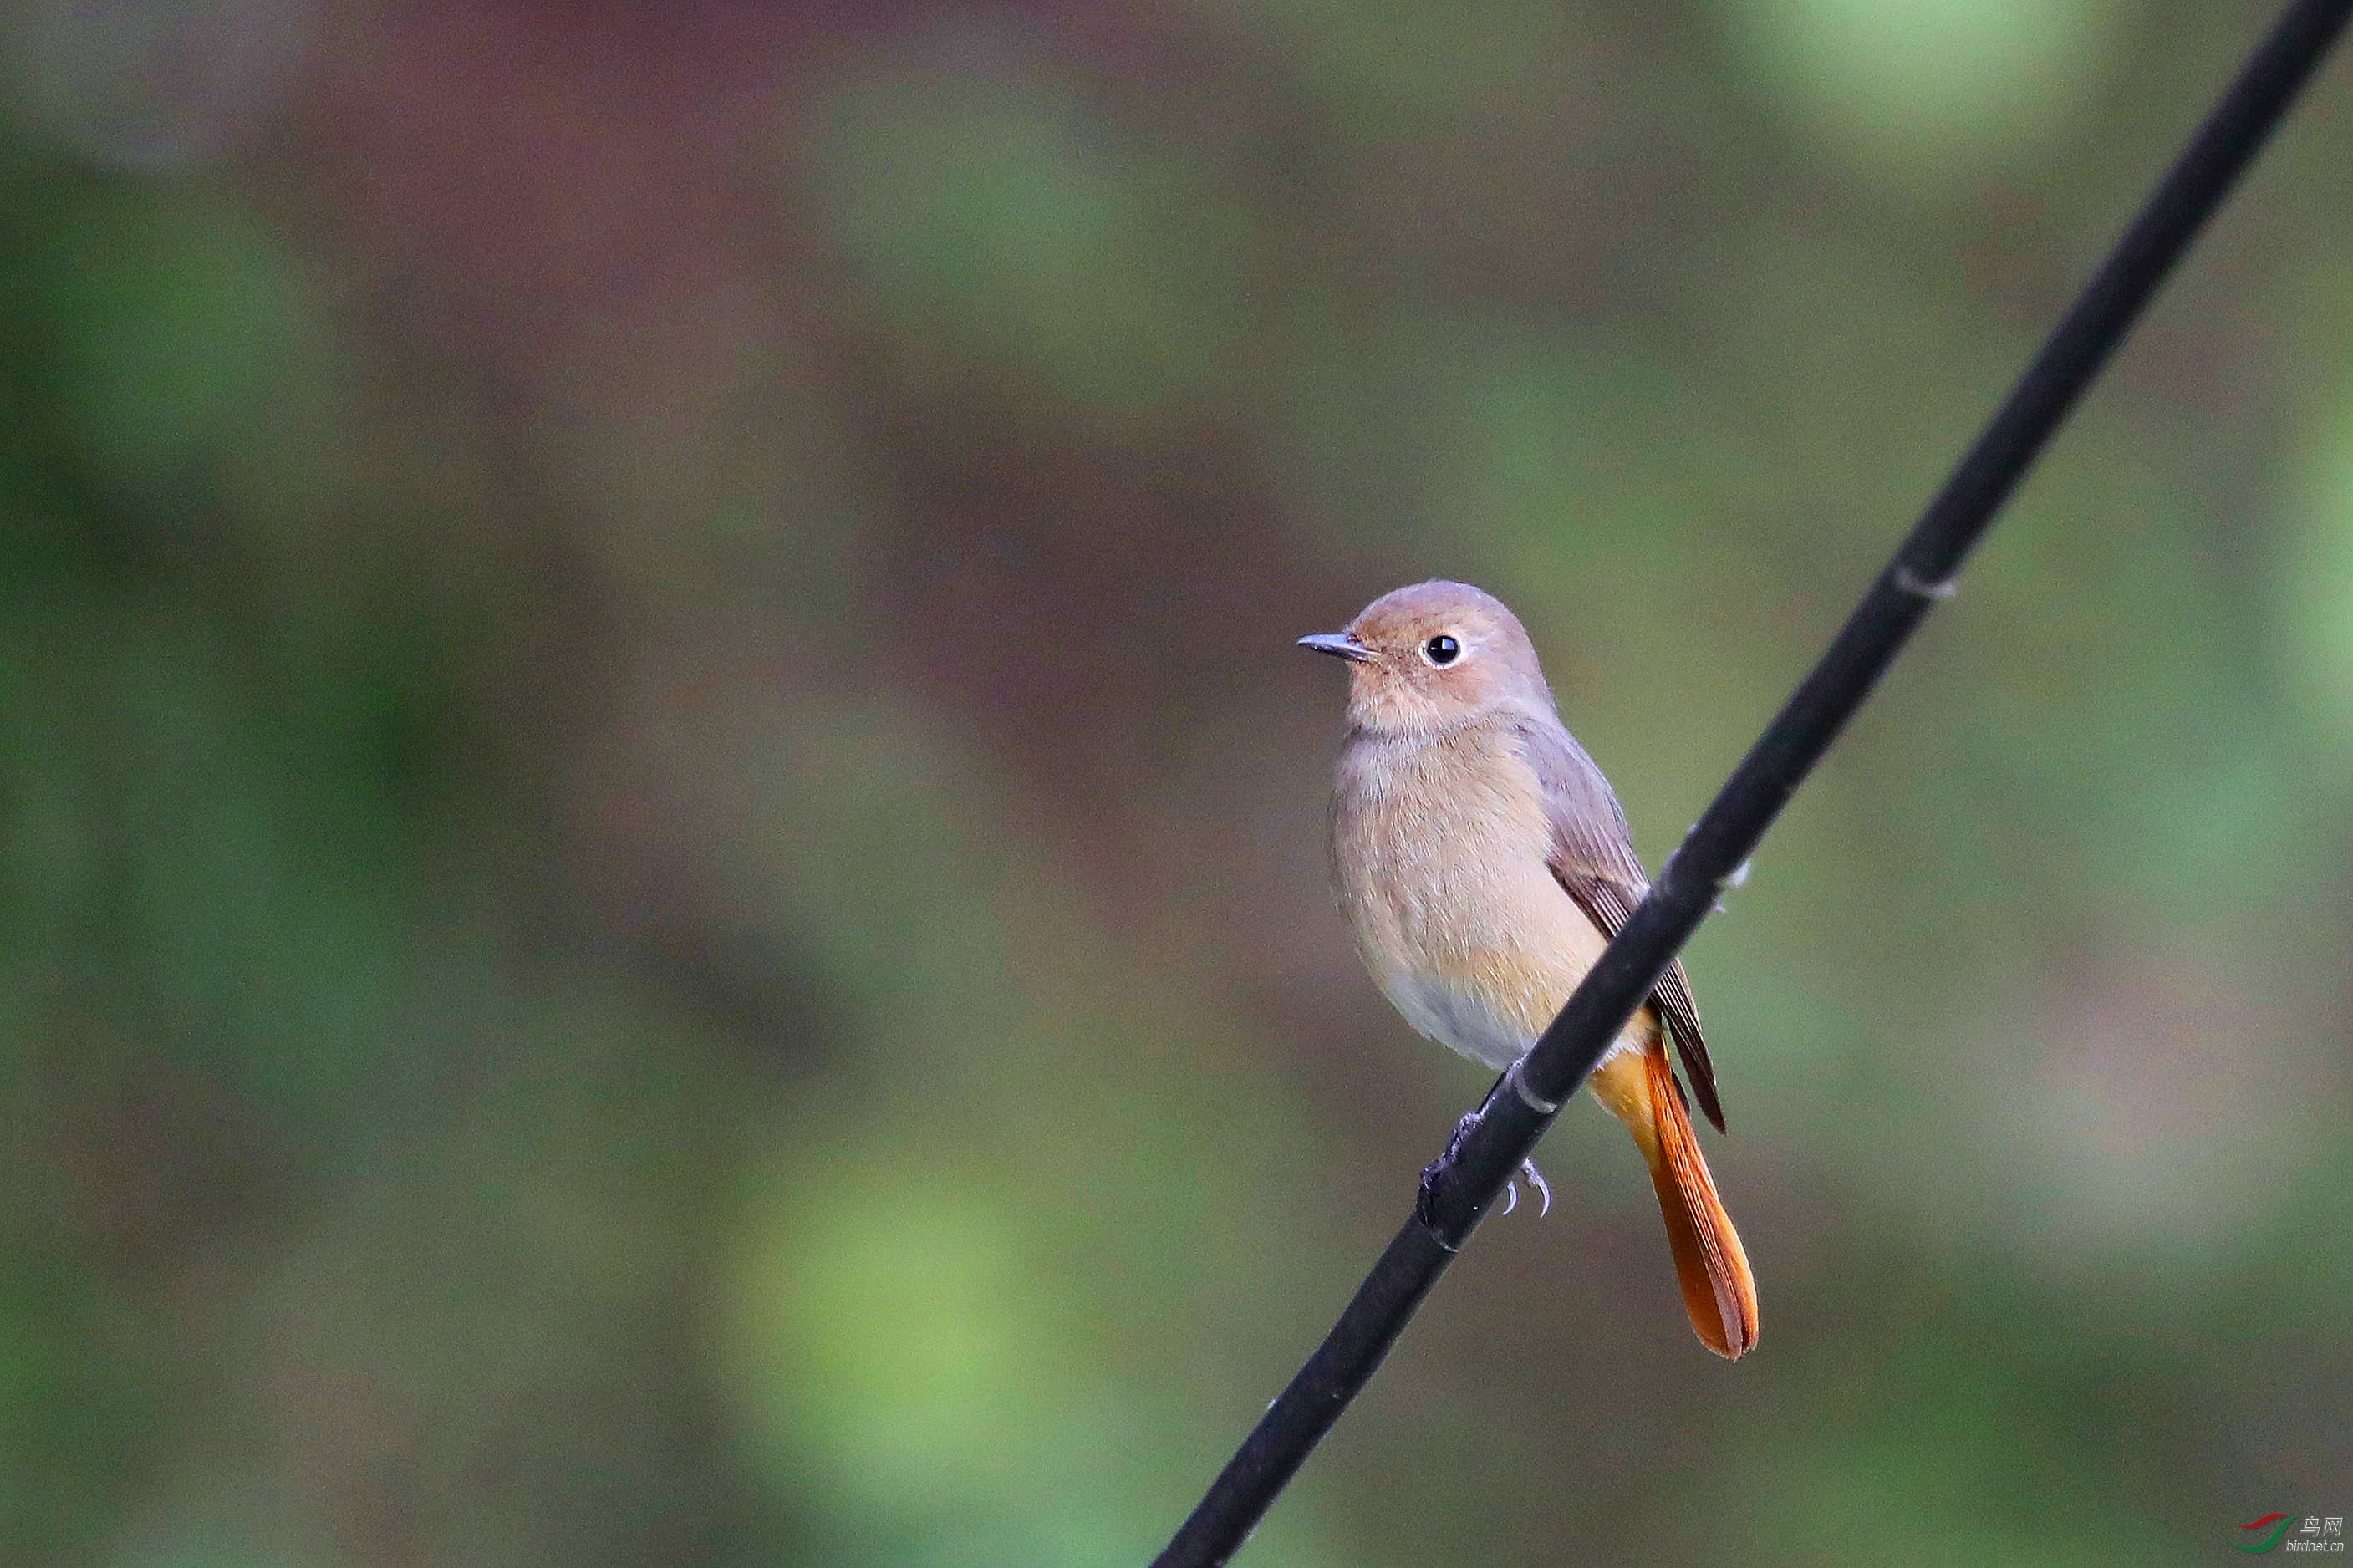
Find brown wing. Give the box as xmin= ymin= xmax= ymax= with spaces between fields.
xmin=1510 ymin=714 xmax=1727 ymax=1133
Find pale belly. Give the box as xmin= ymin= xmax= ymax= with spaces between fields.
xmin=1373 ymin=960 xmax=1546 ymax=1072
xmin=1334 ymin=751 xmax=1643 ymax=1072
xmin=1367 ymin=929 xmax=1648 ymax=1073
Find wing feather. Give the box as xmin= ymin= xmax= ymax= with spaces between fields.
xmin=1509 ymin=715 xmax=1727 ymax=1133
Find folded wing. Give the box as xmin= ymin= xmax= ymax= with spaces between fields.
xmin=1510 ymin=715 xmax=1726 ymax=1132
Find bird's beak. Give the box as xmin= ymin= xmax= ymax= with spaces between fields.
xmin=1296 ymin=631 xmax=1372 ymax=662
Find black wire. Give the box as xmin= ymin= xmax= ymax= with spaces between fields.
xmin=1151 ymin=3 xmax=2353 ymax=1563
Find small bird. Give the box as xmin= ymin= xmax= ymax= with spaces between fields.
xmin=1300 ymin=580 xmax=1758 ymax=1359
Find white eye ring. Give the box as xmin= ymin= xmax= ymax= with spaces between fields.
xmin=1421 ymin=634 xmax=1462 ymax=667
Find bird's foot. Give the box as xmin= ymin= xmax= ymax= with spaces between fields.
xmin=1416 ymin=1110 xmax=1484 ymax=1224
xmin=1417 ymin=1117 xmax=1551 ymax=1223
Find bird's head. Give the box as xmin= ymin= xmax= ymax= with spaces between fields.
xmin=1298 ymin=579 xmax=1552 ymax=735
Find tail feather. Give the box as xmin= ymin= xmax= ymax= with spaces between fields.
xmin=1643 ymin=1043 xmax=1758 ymax=1359
xmin=1590 ymin=1034 xmax=1758 ymax=1360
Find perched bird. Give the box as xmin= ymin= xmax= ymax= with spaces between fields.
xmin=1300 ymin=580 xmax=1758 ymax=1359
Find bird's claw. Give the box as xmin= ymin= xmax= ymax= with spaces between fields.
xmin=1495 ymin=1158 xmax=1552 ymax=1218
xmin=1520 ymin=1158 xmax=1552 ymax=1218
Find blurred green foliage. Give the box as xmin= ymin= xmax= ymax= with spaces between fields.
xmin=3 ymin=2 xmax=2350 ymax=1565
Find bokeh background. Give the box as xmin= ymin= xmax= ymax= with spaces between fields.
xmin=3 ymin=0 xmax=2350 ymax=1563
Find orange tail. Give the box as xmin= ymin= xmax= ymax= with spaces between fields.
xmin=1591 ymin=1038 xmax=1759 ymax=1360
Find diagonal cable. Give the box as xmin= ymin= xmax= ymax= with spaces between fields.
xmin=1153 ymin=2 xmax=2353 ymax=1562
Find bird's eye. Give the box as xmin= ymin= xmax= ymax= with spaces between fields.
xmin=1423 ymin=634 xmax=1461 ymax=667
